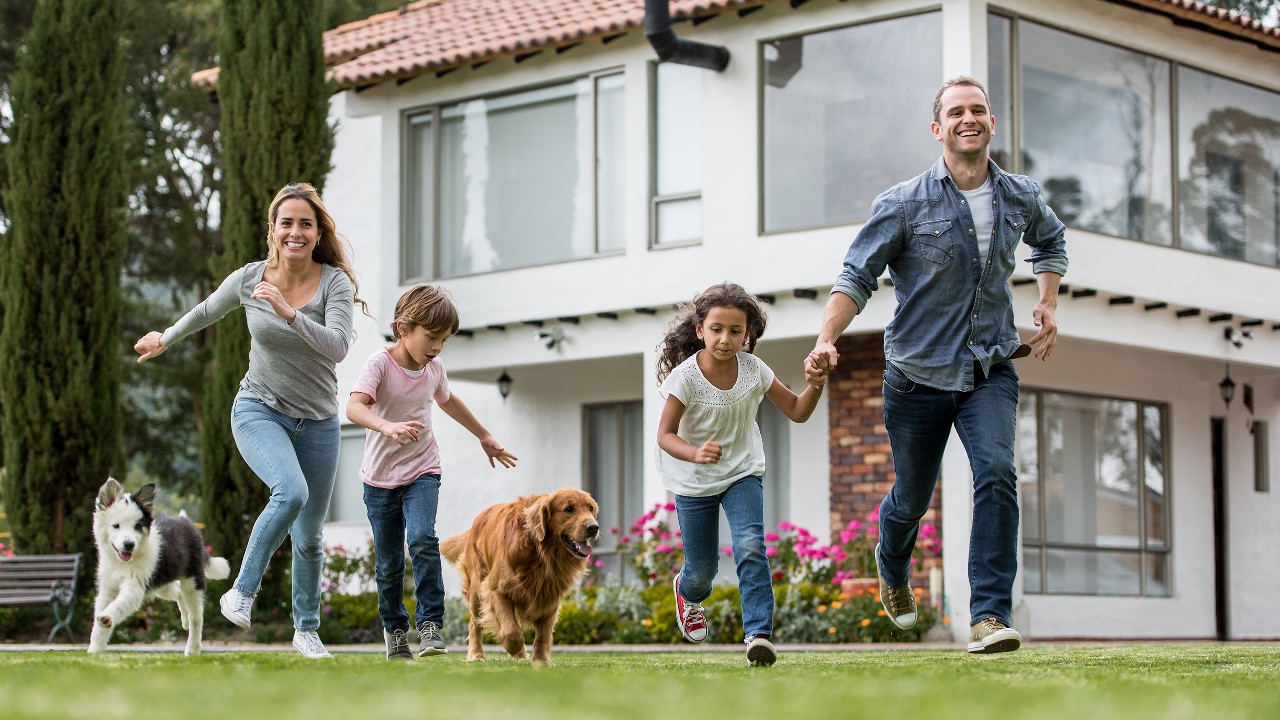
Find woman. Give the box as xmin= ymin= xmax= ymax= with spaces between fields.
xmin=134 ymin=182 xmax=365 ymax=659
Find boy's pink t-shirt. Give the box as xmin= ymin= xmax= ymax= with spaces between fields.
xmin=350 ymin=347 xmax=452 ymax=489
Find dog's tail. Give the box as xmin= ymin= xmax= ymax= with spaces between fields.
xmin=440 ymin=533 xmax=466 ymax=565
xmin=205 ymin=556 xmax=231 ymax=581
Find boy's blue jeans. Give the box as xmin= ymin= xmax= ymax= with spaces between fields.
xmin=230 ymin=389 xmax=339 ymax=632
xmin=363 ymin=473 xmax=445 ymax=632
xmin=878 ymin=361 xmax=1020 ymax=626
xmin=675 ymin=476 xmax=773 ymax=639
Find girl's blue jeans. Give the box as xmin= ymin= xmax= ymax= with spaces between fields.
xmin=879 ymin=360 xmax=1020 ymax=626
xmin=675 ymin=475 xmax=774 ymax=639
xmin=230 ymin=389 xmax=339 ymax=632
xmin=362 ymin=473 xmax=445 ymax=632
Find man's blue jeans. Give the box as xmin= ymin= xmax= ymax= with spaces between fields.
xmin=879 ymin=361 xmax=1020 ymax=626
xmin=363 ymin=474 xmax=445 ymax=632
xmin=675 ymin=476 xmax=773 ymax=639
xmin=230 ymin=389 xmax=339 ymax=632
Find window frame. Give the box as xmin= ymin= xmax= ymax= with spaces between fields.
xmin=990 ymin=10 xmax=1280 ymax=268
xmin=400 ymin=68 xmax=627 ymax=283
xmin=649 ymin=61 xmax=704 ymax=249
xmin=1019 ymin=387 xmax=1173 ymax=597
xmin=582 ymin=399 xmax=645 ymax=585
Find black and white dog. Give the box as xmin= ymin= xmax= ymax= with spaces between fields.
xmin=89 ymin=478 xmax=230 ymax=655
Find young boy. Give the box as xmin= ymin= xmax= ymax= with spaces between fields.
xmin=346 ymin=284 xmax=517 ymax=660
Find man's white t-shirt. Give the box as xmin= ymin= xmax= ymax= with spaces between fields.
xmin=657 ymin=351 xmax=775 ymax=497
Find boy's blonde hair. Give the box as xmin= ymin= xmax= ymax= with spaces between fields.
xmin=391 ymin=284 xmax=460 ymax=339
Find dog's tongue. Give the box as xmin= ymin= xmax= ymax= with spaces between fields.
xmin=571 ymin=539 xmax=591 ymax=557
xmin=117 ymin=550 xmax=133 ymax=562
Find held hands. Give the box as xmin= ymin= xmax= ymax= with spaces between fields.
xmin=251 ymin=281 xmax=297 ymax=324
xmin=480 ymin=436 xmax=518 ymax=468
xmin=692 ymin=441 xmax=722 ymax=465
xmin=382 ymin=420 xmax=425 ymax=446
xmin=1027 ymin=301 xmax=1059 ymax=360
xmin=804 ymin=341 xmax=837 ymax=386
xmin=134 ymin=331 xmax=168 ymax=363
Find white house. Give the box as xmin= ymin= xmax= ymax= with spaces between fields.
xmin=200 ymin=0 xmax=1280 ymax=641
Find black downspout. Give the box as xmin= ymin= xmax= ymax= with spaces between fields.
xmin=643 ymin=0 xmax=730 ymax=71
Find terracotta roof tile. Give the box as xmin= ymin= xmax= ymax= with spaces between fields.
xmin=192 ymin=0 xmax=1279 ymax=92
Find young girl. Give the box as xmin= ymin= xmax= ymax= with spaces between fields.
xmin=346 ymin=284 xmax=517 ymax=660
xmin=656 ymin=282 xmax=826 ymax=667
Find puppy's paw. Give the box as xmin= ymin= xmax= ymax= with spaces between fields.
xmin=96 ymin=615 xmax=114 ymax=629
xmin=87 ymin=644 xmax=106 ymax=654
xmin=466 ymin=653 xmax=487 ymax=662
xmin=532 ymin=658 xmax=554 ymax=668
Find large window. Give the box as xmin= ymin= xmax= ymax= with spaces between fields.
xmin=990 ymin=15 xmax=1280 ymax=266
xmin=1017 ymin=22 xmax=1172 ymax=245
xmin=1178 ymin=68 xmax=1280 ymax=265
xmin=652 ymin=62 xmax=703 ymax=246
xmin=404 ymin=72 xmax=625 ymax=279
xmin=1018 ymin=391 xmax=1170 ymax=597
xmin=585 ymin=401 xmax=645 ymax=583
xmin=761 ymin=12 xmax=942 ymax=232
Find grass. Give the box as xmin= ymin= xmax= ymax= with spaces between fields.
xmin=1 ymin=644 xmax=1278 ymax=720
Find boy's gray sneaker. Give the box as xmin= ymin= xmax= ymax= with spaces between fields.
xmin=385 ymin=628 xmax=413 ymax=660
xmin=418 ymin=620 xmax=447 ymax=656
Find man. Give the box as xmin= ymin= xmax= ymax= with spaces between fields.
xmin=806 ymin=76 xmax=1067 ymax=654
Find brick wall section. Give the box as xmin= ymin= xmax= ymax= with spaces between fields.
xmin=827 ymin=333 xmax=943 ymax=584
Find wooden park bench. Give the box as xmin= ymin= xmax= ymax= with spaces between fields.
xmin=0 ymin=553 xmax=83 ymax=643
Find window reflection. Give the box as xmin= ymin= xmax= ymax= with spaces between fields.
xmin=1178 ymin=68 xmax=1280 ymax=266
xmin=762 ymin=12 xmax=942 ymax=232
xmin=1018 ymin=23 xmax=1172 ymax=245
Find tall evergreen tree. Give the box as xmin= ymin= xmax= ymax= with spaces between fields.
xmin=0 ymin=0 xmax=127 ymax=553
xmin=204 ymin=0 xmax=334 ymax=614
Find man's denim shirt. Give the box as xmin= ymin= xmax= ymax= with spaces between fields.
xmin=831 ymin=156 xmax=1068 ymax=392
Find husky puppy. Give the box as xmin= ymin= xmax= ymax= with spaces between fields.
xmin=89 ymin=478 xmax=230 ymax=655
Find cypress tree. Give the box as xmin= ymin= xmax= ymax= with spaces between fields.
xmin=205 ymin=0 xmax=333 ymax=615
xmin=0 ymin=0 xmax=127 ymax=554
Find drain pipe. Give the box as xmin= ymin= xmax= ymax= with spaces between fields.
xmin=643 ymin=0 xmax=730 ymax=71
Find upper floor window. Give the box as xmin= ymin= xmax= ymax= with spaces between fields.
xmin=990 ymin=14 xmax=1280 ymax=267
xmin=652 ymin=62 xmax=703 ymax=247
xmin=1018 ymin=21 xmax=1172 ymax=245
xmin=403 ymin=72 xmax=625 ymax=280
xmin=761 ymin=12 xmax=942 ymax=233
xmin=1018 ymin=391 xmax=1170 ymax=597
xmin=1178 ymin=68 xmax=1280 ymax=266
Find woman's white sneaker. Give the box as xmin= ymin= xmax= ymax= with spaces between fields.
xmin=293 ymin=630 xmax=333 ymax=659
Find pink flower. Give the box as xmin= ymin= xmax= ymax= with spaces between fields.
xmin=840 ymin=530 xmax=858 ymax=543
xmin=663 ymin=502 xmax=676 ymax=511
xmin=659 ymin=531 xmax=672 ymax=540
xmin=846 ymin=519 xmax=862 ymax=532
xmin=778 ymin=521 xmax=795 ymax=531
xmin=655 ymin=545 xmax=672 ymax=553
xmin=765 ymin=532 xmax=780 ymax=542
xmin=594 ymin=560 xmax=604 ymax=567
xmin=765 ymin=547 xmax=779 ymax=557
xmin=867 ymin=508 xmax=880 ymax=523
xmin=619 ymin=536 xmax=631 ymax=544
xmin=722 ymin=546 xmax=734 ymax=556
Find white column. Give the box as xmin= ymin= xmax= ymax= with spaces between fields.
xmin=642 ymin=344 xmax=669 ymax=507
xmin=942 ymin=0 xmax=989 ymax=82
xmin=941 ymin=429 xmax=973 ymax=641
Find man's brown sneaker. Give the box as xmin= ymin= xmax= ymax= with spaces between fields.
xmin=968 ymin=618 xmax=1021 ymax=654
xmin=875 ymin=543 xmax=917 ymax=629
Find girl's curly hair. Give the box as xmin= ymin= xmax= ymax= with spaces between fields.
xmin=656 ymin=282 xmax=768 ymax=384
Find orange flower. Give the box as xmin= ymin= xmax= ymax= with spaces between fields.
xmin=860 ymin=618 xmax=871 ymax=627
xmin=831 ymin=601 xmax=842 ymax=609
xmin=817 ymin=605 xmax=827 ymax=613
xmin=641 ymin=619 xmax=653 ymax=627
xmin=877 ymin=609 xmax=886 ymax=616
xmin=914 ymin=588 xmax=924 ymax=595
xmin=828 ymin=627 xmax=837 ymax=634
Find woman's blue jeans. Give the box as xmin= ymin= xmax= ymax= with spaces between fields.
xmin=879 ymin=361 xmax=1020 ymax=626
xmin=675 ymin=476 xmax=773 ymax=639
xmin=230 ymin=390 xmax=339 ymax=632
xmin=362 ymin=474 xmax=445 ymax=632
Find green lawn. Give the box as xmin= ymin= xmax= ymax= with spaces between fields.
xmin=1 ymin=644 xmax=1277 ymax=720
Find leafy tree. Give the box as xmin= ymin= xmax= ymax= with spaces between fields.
xmin=0 ymin=0 xmax=127 ymax=553
xmin=1202 ymin=0 xmax=1280 ymax=25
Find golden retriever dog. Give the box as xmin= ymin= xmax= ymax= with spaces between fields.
xmin=441 ymin=488 xmax=600 ymax=666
